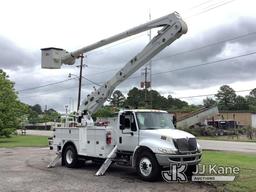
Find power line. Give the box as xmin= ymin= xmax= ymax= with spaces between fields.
xmin=81 ymin=76 xmax=101 ymax=86
xmin=97 ymin=50 xmax=256 ymax=82
xmin=185 ymin=0 xmax=216 ymax=11
xmin=152 ymin=31 xmax=256 ymax=62
xmin=185 ymin=0 xmax=236 ymax=19
xmin=17 ymin=75 xmax=101 ymax=93
xmin=151 ymin=50 xmax=256 ymax=77
xmin=17 ymin=78 xmax=76 ymax=92
xmin=85 ymin=0 xmax=236 ymax=58
xmin=85 ymin=30 xmax=256 ymax=77
xmin=177 ymin=88 xmax=253 ymax=99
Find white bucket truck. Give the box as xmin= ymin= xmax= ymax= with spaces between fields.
xmin=42 ymin=12 xmax=202 ymax=181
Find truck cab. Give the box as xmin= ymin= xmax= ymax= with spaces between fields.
xmin=116 ymin=109 xmax=202 ymax=180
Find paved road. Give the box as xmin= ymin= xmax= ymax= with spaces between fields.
xmin=0 ymin=148 xmax=213 ymax=192
xmin=198 ymin=140 xmax=256 ymax=154
xmin=20 ymin=130 xmax=256 ymax=154
xmin=18 ymin=129 xmax=53 ymax=137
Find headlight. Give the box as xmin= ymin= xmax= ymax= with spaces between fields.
xmin=158 ymin=147 xmax=177 ymax=154
xmin=197 ymin=143 xmax=202 ymax=152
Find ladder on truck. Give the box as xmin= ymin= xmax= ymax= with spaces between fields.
xmin=95 ymin=145 xmax=117 ymax=176
xmin=176 ymin=106 xmax=219 ymax=129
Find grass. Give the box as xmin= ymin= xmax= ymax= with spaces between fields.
xmin=202 ymin=150 xmax=256 ymax=192
xmin=199 ymin=135 xmax=256 ymax=142
xmin=0 ymin=135 xmax=48 ymax=148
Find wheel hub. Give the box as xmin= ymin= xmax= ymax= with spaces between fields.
xmin=139 ymin=157 xmax=152 ymax=177
xmin=66 ymin=149 xmax=74 ymax=164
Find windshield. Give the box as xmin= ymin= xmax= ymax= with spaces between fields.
xmin=136 ymin=112 xmax=175 ymax=130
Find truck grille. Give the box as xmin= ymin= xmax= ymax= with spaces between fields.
xmin=173 ymin=138 xmax=197 ymax=152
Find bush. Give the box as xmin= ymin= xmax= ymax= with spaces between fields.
xmin=179 ymin=125 xmax=217 ymax=136
xmin=0 ymin=128 xmax=16 ymax=138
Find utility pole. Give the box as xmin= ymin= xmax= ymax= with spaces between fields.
xmin=77 ymin=54 xmax=84 ymax=111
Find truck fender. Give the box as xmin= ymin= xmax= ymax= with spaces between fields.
xmin=132 ymin=145 xmax=155 ymax=168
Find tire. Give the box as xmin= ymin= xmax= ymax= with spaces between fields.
xmin=185 ymin=164 xmax=197 ymax=179
xmin=136 ymin=150 xmax=160 ymax=181
xmin=63 ymin=145 xmax=80 ymax=168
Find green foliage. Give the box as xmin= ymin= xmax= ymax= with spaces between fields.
xmin=203 ymin=97 xmax=217 ymax=108
xmin=214 ymin=85 xmax=256 ymax=111
xmin=27 ymin=105 xmax=60 ymax=124
xmin=92 ymin=106 xmax=117 ymax=119
xmin=180 ymin=126 xmax=217 ymax=137
xmin=246 ymin=88 xmax=256 ymax=112
xmin=215 ymin=85 xmax=236 ymax=110
xmin=0 ymin=70 xmax=29 ymax=137
xmin=110 ymin=90 xmax=125 ymax=107
xmin=31 ymin=104 xmax=42 ymax=114
xmin=233 ymin=95 xmax=249 ymax=110
xmin=124 ymin=87 xmax=189 ymax=110
xmin=124 ymin=87 xmax=145 ymax=108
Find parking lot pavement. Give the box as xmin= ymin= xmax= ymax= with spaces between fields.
xmin=0 ymin=148 xmax=214 ymax=192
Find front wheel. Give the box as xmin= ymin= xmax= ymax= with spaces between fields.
xmin=136 ymin=151 xmax=160 ymax=181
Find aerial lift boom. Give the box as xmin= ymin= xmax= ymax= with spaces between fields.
xmin=41 ymin=12 xmax=187 ymax=120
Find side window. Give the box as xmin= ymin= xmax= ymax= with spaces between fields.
xmin=121 ymin=112 xmax=137 ymax=131
xmin=124 ymin=114 xmax=131 ymax=128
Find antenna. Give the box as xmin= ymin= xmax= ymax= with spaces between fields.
xmin=140 ymin=10 xmax=152 ymax=108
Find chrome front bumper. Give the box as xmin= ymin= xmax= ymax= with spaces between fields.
xmin=155 ymin=151 xmax=202 ymax=167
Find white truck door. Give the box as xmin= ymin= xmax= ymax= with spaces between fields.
xmin=117 ymin=111 xmax=139 ymax=152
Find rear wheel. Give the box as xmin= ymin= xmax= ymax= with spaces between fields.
xmin=63 ymin=145 xmax=80 ymax=168
xmin=136 ymin=151 xmax=160 ymax=181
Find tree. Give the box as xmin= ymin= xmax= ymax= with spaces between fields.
xmin=203 ymin=97 xmax=217 ymax=108
xmin=31 ymin=104 xmax=42 ymax=114
xmin=43 ymin=108 xmax=60 ymax=122
xmin=215 ymin=85 xmax=236 ymax=110
xmin=249 ymin=88 xmax=256 ymax=98
xmin=167 ymin=95 xmax=189 ymax=110
xmin=0 ymin=70 xmax=28 ymax=137
xmin=92 ymin=106 xmax=116 ymax=119
xmin=124 ymin=87 xmax=145 ymax=108
xmin=28 ymin=110 xmax=40 ymax=124
xmin=110 ymin=90 xmax=125 ymax=107
xmin=233 ymin=96 xmax=249 ymax=110
xmin=28 ymin=106 xmax=60 ymax=124
xmin=246 ymin=88 xmax=256 ymax=112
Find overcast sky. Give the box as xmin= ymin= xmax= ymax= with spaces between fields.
xmin=1 ymin=0 xmax=256 ymax=112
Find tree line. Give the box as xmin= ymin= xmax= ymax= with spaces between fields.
xmin=109 ymin=85 xmax=256 ymax=112
xmin=204 ymin=85 xmax=256 ymax=111
xmin=1 ymin=69 xmax=256 ymax=137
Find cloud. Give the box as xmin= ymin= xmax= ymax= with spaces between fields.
xmin=6 ymin=15 xmax=256 ymax=112
xmin=0 ymin=36 xmax=37 ymax=70
xmin=86 ymin=16 xmax=256 ymax=91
